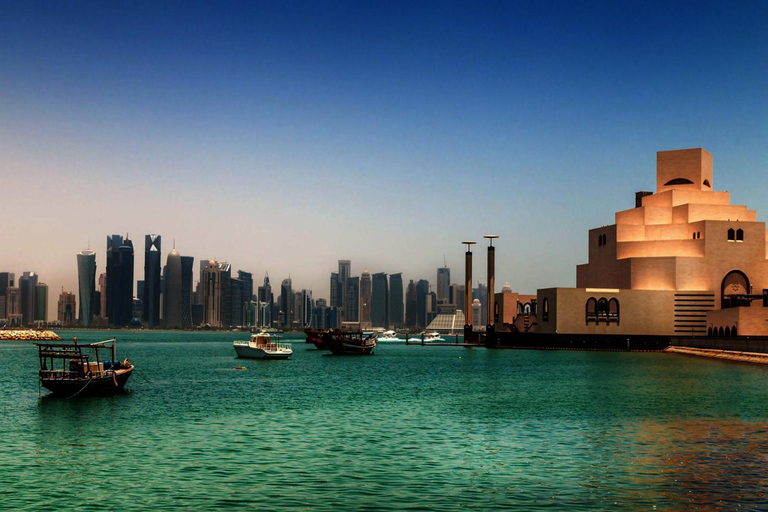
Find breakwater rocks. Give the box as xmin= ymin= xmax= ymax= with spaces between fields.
xmin=666 ymin=346 xmax=768 ymax=364
xmin=0 ymin=330 xmax=62 ymax=341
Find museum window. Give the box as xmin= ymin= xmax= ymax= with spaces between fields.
xmin=707 ymin=327 xmax=713 ymax=337
xmin=608 ymin=298 xmax=620 ymax=325
xmin=697 ymin=231 xmax=701 ymax=239
xmin=727 ymin=228 xmax=735 ymax=241
xmin=732 ymin=326 xmax=737 ymax=336
xmin=725 ymin=326 xmax=731 ymax=337
xmin=597 ymin=298 xmax=609 ymax=322
xmin=718 ymin=326 xmax=724 ymax=337
xmin=736 ymin=229 xmax=744 ymax=242
xmin=585 ymin=297 xmax=597 ymax=324
xmin=542 ymin=298 xmax=549 ymax=322
xmin=692 ymin=233 xmax=696 ymax=240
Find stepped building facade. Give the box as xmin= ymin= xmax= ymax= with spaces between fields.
xmin=538 ymin=148 xmax=768 ymax=338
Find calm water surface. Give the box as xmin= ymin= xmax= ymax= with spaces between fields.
xmin=2 ymin=331 xmax=768 ymax=511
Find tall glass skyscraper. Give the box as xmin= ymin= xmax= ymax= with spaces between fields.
xmin=416 ymin=279 xmax=430 ymax=329
xmin=18 ymin=271 xmax=38 ymax=326
xmin=144 ymin=234 xmax=162 ymax=327
xmin=280 ymin=278 xmax=293 ymax=328
xmin=437 ymin=266 xmax=450 ymax=304
xmin=345 ymin=276 xmax=360 ymax=323
xmin=0 ymin=272 xmax=15 ymax=320
xmin=405 ymin=279 xmax=417 ymax=328
xmin=164 ymin=248 xmax=182 ymax=329
xmin=107 ymin=235 xmax=134 ymax=326
xmin=181 ymin=256 xmax=194 ymax=328
xmin=77 ymin=249 xmax=97 ymax=326
xmin=388 ymin=273 xmax=404 ymax=329
xmin=360 ymin=269 xmax=371 ymax=327
xmin=371 ymin=272 xmax=389 ymax=328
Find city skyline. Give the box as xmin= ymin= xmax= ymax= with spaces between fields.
xmin=3 ymin=2 xmax=768 ymax=318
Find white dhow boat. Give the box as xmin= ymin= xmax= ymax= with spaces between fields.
xmin=234 ymin=332 xmax=293 ymax=360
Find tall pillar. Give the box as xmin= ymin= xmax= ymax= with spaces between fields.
xmin=484 ymin=235 xmax=499 ymax=341
xmin=463 ymin=241 xmax=475 ymax=342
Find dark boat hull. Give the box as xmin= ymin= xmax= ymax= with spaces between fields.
xmin=305 ymin=328 xmax=330 ymax=350
xmin=41 ymin=367 xmax=134 ymax=396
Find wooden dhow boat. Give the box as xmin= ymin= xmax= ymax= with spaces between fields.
xmin=322 ymin=330 xmax=377 ymax=355
xmin=36 ymin=338 xmax=134 ymax=396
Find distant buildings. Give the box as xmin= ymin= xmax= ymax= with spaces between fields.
xmin=34 ymin=283 xmax=48 ymax=322
xmin=371 ymin=272 xmax=388 ymax=328
xmin=389 ymin=273 xmax=404 ymax=329
xmin=77 ymin=249 xmax=97 ymax=326
xmin=180 ymin=256 xmax=194 ymax=329
xmin=0 ymin=272 xmax=14 ymax=321
xmin=106 ymin=235 xmax=134 ymax=326
xmin=202 ymin=260 xmax=231 ymax=328
xmin=437 ymin=266 xmax=450 ymax=304
xmin=360 ymin=269 xmax=372 ymax=328
xmin=18 ymin=271 xmax=38 ymax=325
xmin=58 ymin=291 xmax=77 ymax=325
xmin=144 ymin=235 xmax=162 ymax=327
xmin=280 ymin=277 xmax=292 ymax=328
xmin=164 ymin=248 xmax=182 ymax=329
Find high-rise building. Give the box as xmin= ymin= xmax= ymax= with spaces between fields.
xmin=164 ymin=249 xmax=182 ymax=329
xmin=181 ymin=256 xmax=194 ymax=328
xmin=77 ymin=249 xmax=97 ymax=326
xmin=360 ymin=269 xmax=372 ymax=327
xmin=388 ymin=273 xmax=404 ymax=329
xmin=34 ymin=283 xmax=48 ymax=322
xmin=280 ymin=278 xmax=293 ymax=328
xmin=106 ymin=235 xmax=134 ymax=326
xmin=18 ymin=271 xmax=38 ymax=326
xmin=437 ymin=266 xmax=450 ymax=304
xmin=329 ymin=272 xmax=340 ymax=309
xmin=301 ymin=289 xmax=313 ymax=327
xmin=450 ymin=284 xmax=465 ymax=314
xmin=202 ymin=260 xmax=231 ymax=328
xmin=338 ymin=260 xmax=351 ymax=319
xmin=345 ymin=276 xmax=360 ymax=323
xmin=98 ymin=272 xmax=107 ymax=319
xmin=257 ymin=273 xmax=273 ymax=328
xmin=143 ymin=235 xmax=162 ymax=327
xmin=6 ymin=286 xmax=21 ymax=326
xmin=0 ymin=272 xmax=15 ymax=320
xmin=405 ymin=280 xmax=417 ymax=328
xmin=230 ymin=277 xmax=244 ymax=327
xmin=473 ymin=283 xmax=488 ymax=326
xmin=58 ymin=291 xmax=77 ymax=325
xmin=471 ymin=298 xmax=482 ymax=327
xmin=416 ymin=279 xmax=430 ymax=329
xmin=371 ymin=272 xmax=389 ymax=328
xmin=238 ymin=270 xmax=254 ymax=326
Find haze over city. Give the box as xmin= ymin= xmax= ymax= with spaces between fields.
xmin=2 ymin=1 xmax=767 ymax=319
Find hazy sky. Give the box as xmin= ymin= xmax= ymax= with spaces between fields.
xmin=2 ymin=1 xmax=768 ymax=319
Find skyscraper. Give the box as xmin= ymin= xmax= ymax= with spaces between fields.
xmin=34 ymin=283 xmax=48 ymax=322
xmin=230 ymin=277 xmax=244 ymax=327
xmin=18 ymin=271 xmax=38 ymax=326
xmin=164 ymin=249 xmax=182 ymax=329
xmin=280 ymin=278 xmax=293 ymax=328
xmin=144 ymin=234 xmax=162 ymax=327
xmin=202 ymin=260 xmax=231 ymax=328
xmin=371 ymin=272 xmax=389 ymax=328
xmin=58 ymin=291 xmax=77 ymax=325
xmin=181 ymin=256 xmax=194 ymax=328
xmin=360 ymin=269 xmax=372 ymax=327
xmin=345 ymin=276 xmax=360 ymax=323
xmin=98 ymin=272 xmax=107 ymax=319
xmin=0 ymin=272 xmax=15 ymax=320
xmin=301 ymin=289 xmax=313 ymax=327
xmin=77 ymin=249 xmax=97 ymax=326
xmin=388 ymin=273 xmax=404 ymax=329
xmin=416 ymin=279 xmax=430 ymax=329
xmin=238 ymin=270 xmax=254 ymax=326
xmin=257 ymin=273 xmax=273 ymax=327
xmin=106 ymin=235 xmax=134 ymax=326
xmin=405 ymin=279 xmax=417 ymax=328
xmin=338 ymin=260 xmax=351 ymax=319
xmin=329 ymin=272 xmax=340 ymax=309
xmin=6 ymin=286 xmax=21 ymax=326
xmin=437 ymin=266 xmax=450 ymax=304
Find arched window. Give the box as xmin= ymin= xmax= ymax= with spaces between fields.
xmin=608 ymin=298 xmax=620 ymax=325
xmin=728 ymin=228 xmax=735 ymax=241
xmin=707 ymin=327 xmax=713 ymax=337
xmin=664 ymin=178 xmax=694 ymax=186
xmin=719 ymin=326 xmax=724 ymax=337
xmin=523 ymin=303 xmax=531 ymax=314
xmin=692 ymin=233 xmax=696 ymax=239
xmin=736 ymin=229 xmax=744 ymax=242
xmin=697 ymin=231 xmax=701 ymax=239
xmin=542 ymin=298 xmax=549 ymax=322
xmin=722 ymin=270 xmax=750 ymax=308
xmin=725 ymin=326 xmax=731 ymax=337
xmin=586 ymin=297 xmax=597 ymax=324
xmin=732 ymin=326 xmax=738 ymax=336
xmin=517 ymin=301 xmax=523 ymax=315
xmin=597 ymin=298 xmax=608 ymax=323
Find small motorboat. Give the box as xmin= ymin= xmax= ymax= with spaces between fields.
xmin=234 ymin=332 xmax=293 ymax=359
xmin=378 ymin=330 xmax=403 ymax=342
xmin=424 ymin=332 xmax=445 ymax=342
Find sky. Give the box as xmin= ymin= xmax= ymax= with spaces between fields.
xmin=2 ymin=1 xmax=768 ymax=319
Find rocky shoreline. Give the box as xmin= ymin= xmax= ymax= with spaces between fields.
xmin=0 ymin=330 xmax=62 ymax=341
xmin=665 ymin=346 xmax=768 ymax=364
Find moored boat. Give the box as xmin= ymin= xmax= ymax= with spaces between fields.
xmin=36 ymin=338 xmax=134 ymax=396
xmin=322 ymin=330 xmax=377 ymax=355
xmin=378 ymin=330 xmax=403 ymax=342
xmin=305 ymin=328 xmax=330 ymax=350
xmin=234 ymin=332 xmax=292 ymax=359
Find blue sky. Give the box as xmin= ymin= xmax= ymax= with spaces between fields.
xmin=2 ymin=1 xmax=768 ymax=317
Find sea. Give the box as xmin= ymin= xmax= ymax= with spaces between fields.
xmin=2 ymin=330 xmax=768 ymax=511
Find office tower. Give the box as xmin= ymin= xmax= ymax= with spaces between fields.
xmin=338 ymin=260 xmax=350 ymax=319
xmin=451 ymin=284 xmax=465 ymax=314
xmin=202 ymin=260 xmax=231 ymax=328
xmin=77 ymin=249 xmax=97 ymax=326
xmin=0 ymin=272 xmax=14 ymax=319
xmin=437 ymin=266 xmax=450 ymax=304
xmin=301 ymin=290 xmax=313 ymax=327
xmin=360 ymin=269 xmax=371 ymax=327
xmin=34 ymin=283 xmax=48 ymax=322
xmin=143 ymin=235 xmax=161 ymax=327
xmin=257 ymin=273 xmax=273 ymax=328
xmin=427 ymin=291 xmax=437 ymax=325
xmin=371 ymin=272 xmax=389 ymax=328
xmin=164 ymin=249 xmax=182 ymax=329
xmin=237 ymin=270 xmax=254 ymax=325
xmin=280 ymin=278 xmax=293 ymax=328
xmin=329 ymin=272 xmax=340 ymax=309
xmin=181 ymin=256 xmax=194 ymax=328
xmin=416 ymin=279 xmax=430 ymax=329
xmin=6 ymin=287 xmax=21 ymax=326
xmin=230 ymin=277 xmax=244 ymax=327
xmin=345 ymin=276 xmax=360 ymax=323
xmin=388 ymin=273 xmax=404 ymax=329
xmin=98 ymin=272 xmax=107 ymax=318
xmin=18 ymin=271 xmax=38 ymax=326
xmin=471 ymin=299 xmax=482 ymax=327
xmin=473 ymin=283 xmax=488 ymax=326
xmin=58 ymin=291 xmax=77 ymax=324
xmin=106 ymin=235 xmax=134 ymax=326
xmin=405 ymin=280 xmax=417 ymax=328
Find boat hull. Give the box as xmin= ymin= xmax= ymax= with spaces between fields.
xmin=233 ymin=342 xmax=292 ymax=359
xmin=40 ymin=367 xmax=134 ymax=396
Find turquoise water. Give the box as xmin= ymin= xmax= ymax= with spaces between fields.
xmin=2 ymin=331 xmax=768 ymax=511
